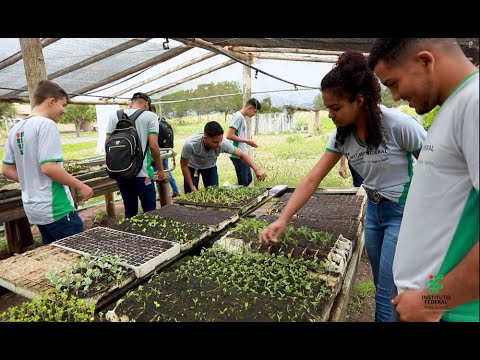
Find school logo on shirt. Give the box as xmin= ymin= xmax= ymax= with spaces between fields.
xmin=422 ymin=274 xmax=450 ymax=311
xmin=16 ymin=131 xmax=24 ymax=155
xmin=428 ymin=274 xmax=443 ymax=293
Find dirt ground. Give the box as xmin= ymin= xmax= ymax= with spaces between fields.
xmin=0 ymin=199 xmax=376 ymax=321
xmin=345 ymin=251 xmax=375 ymax=322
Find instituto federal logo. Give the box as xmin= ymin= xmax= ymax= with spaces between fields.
xmin=16 ymin=131 xmax=24 ymax=155
xmin=423 ymin=274 xmax=449 ymax=310
xmin=428 ymin=274 xmax=443 ymax=294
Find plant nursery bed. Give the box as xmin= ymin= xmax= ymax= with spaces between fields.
xmin=175 ymin=187 xmax=269 ymax=214
xmin=52 ymin=227 xmax=180 ymax=278
xmin=271 ymin=193 xmax=365 ymax=221
xmin=148 ymin=204 xmax=239 ymax=232
xmin=0 ymin=246 xmax=80 ymax=300
xmin=105 ymin=248 xmax=336 ymax=322
xmin=112 ymin=214 xmax=212 ymax=251
xmin=258 ymin=214 xmax=362 ymax=246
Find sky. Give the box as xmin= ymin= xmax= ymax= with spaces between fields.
xmin=84 ymin=39 xmax=336 ymax=108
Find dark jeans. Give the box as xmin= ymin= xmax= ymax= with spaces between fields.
xmin=116 ymin=176 xmax=156 ymax=218
xmin=230 ymin=157 xmax=252 ymax=186
xmin=184 ymin=166 xmax=218 ymax=193
xmin=349 ymin=162 xmax=364 ymax=187
xmin=37 ymin=211 xmax=83 ymax=245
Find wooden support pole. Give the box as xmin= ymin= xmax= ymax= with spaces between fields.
xmin=174 ymin=38 xmax=251 ymax=62
xmin=315 ymin=110 xmax=321 ymax=134
xmin=105 ymin=192 xmax=115 ymax=217
xmin=243 ymin=59 xmax=252 ymax=158
xmin=5 ymin=218 xmax=34 ymax=255
xmin=158 ymin=178 xmax=172 ymax=207
xmin=19 ymin=38 xmax=47 ymax=107
xmin=252 ymin=53 xmax=338 ymax=63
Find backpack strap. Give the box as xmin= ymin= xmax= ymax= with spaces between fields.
xmin=116 ymin=109 xmax=149 ymax=162
xmin=116 ymin=109 xmax=146 ymax=125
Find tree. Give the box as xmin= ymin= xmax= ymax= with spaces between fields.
xmin=421 ymin=106 xmax=440 ymax=130
xmin=160 ymin=89 xmax=192 ymax=121
xmin=0 ymin=103 xmax=17 ymax=120
xmin=60 ymin=104 xmax=96 ymax=137
xmin=210 ymin=81 xmax=242 ymax=122
xmin=313 ymin=93 xmax=326 ymax=111
xmin=381 ymin=87 xmax=407 ymax=108
xmin=0 ymin=103 xmax=19 ymax=137
xmin=258 ymin=97 xmax=282 ymax=113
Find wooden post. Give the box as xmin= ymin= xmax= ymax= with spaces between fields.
xmin=5 ymin=218 xmax=34 ymax=255
xmin=308 ymin=112 xmax=314 ymax=134
xmin=158 ymin=177 xmax=172 ymax=207
xmin=315 ymin=110 xmax=321 ymax=134
xmin=243 ymin=60 xmax=252 ymax=158
xmin=105 ymin=192 xmax=115 ymax=217
xmin=19 ymin=38 xmax=47 ymax=107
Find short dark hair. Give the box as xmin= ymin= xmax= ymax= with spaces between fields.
xmin=33 ymin=80 xmax=68 ymax=107
xmin=131 ymin=92 xmax=152 ymax=110
xmin=367 ymin=38 xmax=453 ymax=70
xmin=246 ymin=98 xmax=261 ymax=110
xmin=204 ymin=121 xmax=224 ymax=137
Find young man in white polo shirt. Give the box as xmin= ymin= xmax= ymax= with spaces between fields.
xmin=369 ymin=38 xmax=479 ymax=322
xmin=2 ymin=80 xmax=94 ymax=244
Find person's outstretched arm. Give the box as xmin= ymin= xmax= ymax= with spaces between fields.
xmin=259 ymin=151 xmax=342 ymax=243
xmin=232 ymin=148 xmax=266 ymax=181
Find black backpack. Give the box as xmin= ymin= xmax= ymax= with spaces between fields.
xmin=105 ymin=109 xmax=146 ymax=179
xmin=158 ymin=117 xmax=174 ymax=148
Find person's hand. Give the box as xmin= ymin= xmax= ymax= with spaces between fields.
xmin=78 ymin=184 xmax=94 ymax=201
xmin=157 ymin=169 xmax=165 ymax=182
xmin=339 ymin=164 xmax=347 ymax=179
xmin=190 ymin=186 xmax=198 ymax=192
xmin=254 ymin=169 xmax=266 ymax=181
xmin=248 ymin=139 xmax=258 ymax=148
xmin=392 ymin=289 xmax=444 ymax=322
xmin=259 ymin=219 xmax=287 ymax=244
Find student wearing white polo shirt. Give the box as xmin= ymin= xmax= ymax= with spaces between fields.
xmin=2 ymin=80 xmax=94 ymax=244
xmin=369 ymin=38 xmax=479 ymax=322
xmin=260 ymin=51 xmax=427 ymax=322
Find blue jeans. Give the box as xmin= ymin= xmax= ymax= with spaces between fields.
xmin=116 ymin=177 xmax=156 ymax=218
xmin=184 ymin=166 xmax=218 ymax=193
xmin=364 ymin=198 xmax=405 ymax=322
xmin=152 ymin=159 xmax=179 ymax=195
xmin=37 ymin=211 xmax=83 ymax=245
xmin=349 ymin=163 xmax=364 ymax=187
xmin=231 ymin=157 xmax=252 ymax=186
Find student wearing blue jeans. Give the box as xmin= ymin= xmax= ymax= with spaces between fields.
xmin=181 ymin=121 xmax=266 ymax=193
xmin=2 ymin=80 xmax=94 ymax=245
xmin=260 ymin=51 xmax=426 ymax=322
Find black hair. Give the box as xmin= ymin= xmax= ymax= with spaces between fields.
xmin=321 ymin=51 xmax=383 ymax=150
xmin=204 ymin=121 xmax=224 ymax=137
xmin=368 ymin=38 xmax=457 ymax=70
xmin=367 ymin=39 xmax=420 ymax=70
xmin=246 ymin=98 xmax=261 ymax=111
